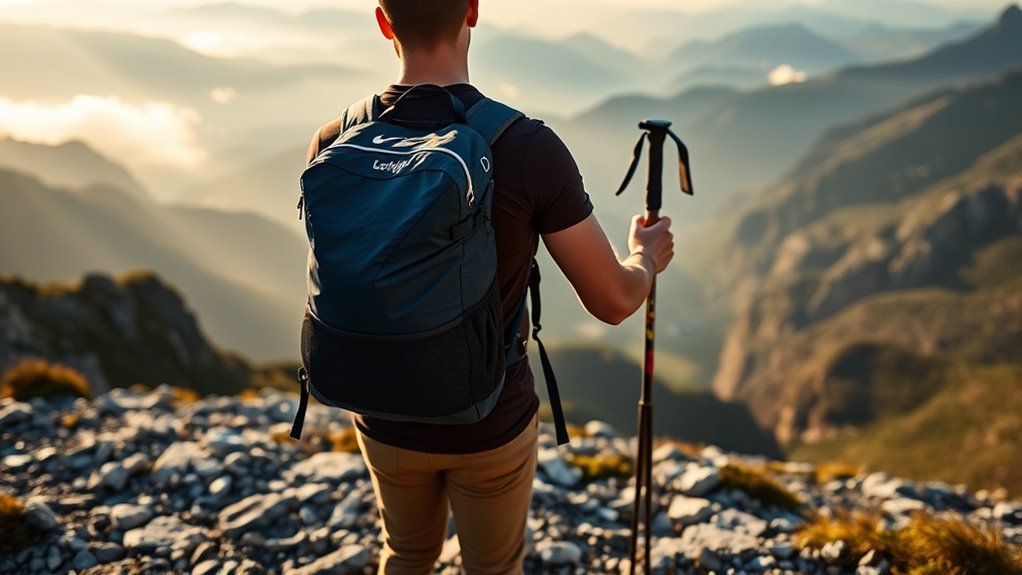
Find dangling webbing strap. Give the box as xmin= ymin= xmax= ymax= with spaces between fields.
xmin=290 ymin=367 xmax=310 ymax=440
xmin=525 ymin=261 xmax=569 ymax=445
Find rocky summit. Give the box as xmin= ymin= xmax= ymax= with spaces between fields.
xmin=1 ymin=388 xmax=1020 ymax=575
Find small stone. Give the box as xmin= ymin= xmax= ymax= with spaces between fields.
xmin=821 ymin=540 xmax=846 ymax=562
xmin=220 ymin=493 xmax=299 ymax=539
xmin=284 ymin=452 xmax=366 ymax=483
xmin=537 ymin=450 xmax=582 ymax=487
xmin=748 ymin=554 xmax=776 ymax=570
xmin=668 ymin=496 xmax=713 ymax=526
xmin=676 ymin=465 xmax=721 ymax=497
xmin=191 ymin=542 xmax=217 ymax=565
xmin=89 ymin=543 xmax=125 ymax=564
xmin=110 ymin=504 xmax=154 ymax=531
xmin=698 ymin=548 xmax=723 ymax=572
xmin=769 ymin=541 xmax=795 ymax=559
xmin=652 ymin=443 xmax=686 ymax=464
xmin=25 ymin=502 xmax=60 ymax=532
xmin=123 ymin=516 xmax=203 ymax=552
xmin=2 ymin=454 xmax=33 ymax=470
xmin=859 ymin=549 xmax=879 ymax=566
xmin=46 ymin=546 xmax=62 ymax=571
xmin=192 ymin=559 xmax=219 ymax=575
xmin=97 ymin=463 xmax=130 ymax=491
xmin=583 ymin=420 xmax=619 ymax=439
xmin=290 ymin=545 xmax=370 ymax=575
xmin=95 ymin=442 xmax=114 ymax=464
xmin=71 ymin=550 xmax=97 ymax=571
xmin=0 ymin=401 xmax=32 ymax=426
xmin=535 ymin=541 xmax=583 ymax=565
xmin=209 ymin=476 xmax=232 ymax=498
xmin=151 ymin=442 xmax=213 ymax=484
xmin=882 ymin=498 xmax=926 ymax=516
xmin=122 ymin=453 xmax=150 ymax=475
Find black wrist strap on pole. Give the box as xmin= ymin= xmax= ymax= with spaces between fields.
xmin=527 ymin=260 xmax=570 ymax=445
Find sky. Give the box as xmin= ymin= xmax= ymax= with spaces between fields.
xmin=0 ymin=0 xmax=1010 ymax=176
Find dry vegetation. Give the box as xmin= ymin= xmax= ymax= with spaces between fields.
xmin=0 ymin=493 xmax=39 ymax=554
xmin=719 ymin=464 xmax=804 ymax=512
xmin=274 ymin=426 xmax=362 ymax=456
xmin=0 ymin=358 xmax=93 ymax=401
xmin=797 ymin=510 xmax=1022 ymax=574
xmin=565 ymin=453 xmax=634 ymax=482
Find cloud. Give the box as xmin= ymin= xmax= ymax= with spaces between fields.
xmin=0 ymin=95 xmax=205 ymax=168
xmin=210 ymin=87 xmax=238 ymax=105
xmin=768 ymin=64 xmax=808 ymax=86
xmin=497 ymin=83 xmax=521 ymax=99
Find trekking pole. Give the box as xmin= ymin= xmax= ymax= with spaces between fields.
xmin=615 ymin=119 xmax=693 ymax=575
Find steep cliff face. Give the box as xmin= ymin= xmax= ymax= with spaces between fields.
xmin=0 ymin=272 xmax=253 ymax=396
xmin=710 ymin=71 xmax=1022 ymax=446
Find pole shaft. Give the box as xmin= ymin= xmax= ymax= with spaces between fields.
xmin=629 ymin=120 xmax=669 ymax=575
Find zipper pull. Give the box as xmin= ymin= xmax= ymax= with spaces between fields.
xmin=297 ymin=195 xmax=305 ymax=221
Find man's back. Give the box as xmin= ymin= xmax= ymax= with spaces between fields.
xmin=306 ymin=83 xmax=594 ymax=454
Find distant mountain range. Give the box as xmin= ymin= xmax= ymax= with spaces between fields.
xmin=559 ymin=5 xmax=1022 ymax=229
xmin=0 ymin=137 xmax=146 ymax=199
xmin=0 ymin=142 xmax=308 ymax=360
xmin=706 ymin=64 xmax=1022 ymax=490
xmin=668 ymin=23 xmax=861 ymax=84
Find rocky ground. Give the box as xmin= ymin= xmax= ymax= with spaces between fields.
xmin=1 ymin=388 xmax=1020 ymax=575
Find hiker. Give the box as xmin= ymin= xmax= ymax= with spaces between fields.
xmin=302 ymin=1 xmax=674 ymax=573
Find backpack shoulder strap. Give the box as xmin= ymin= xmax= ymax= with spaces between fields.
xmin=465 ymin=98 xmax=524 ymax=146
xmin=341 ymin=95 xmax=380 ymax=131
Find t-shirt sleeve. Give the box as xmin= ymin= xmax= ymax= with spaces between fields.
xmin=524 ymin=125 xmax=594 ymax=235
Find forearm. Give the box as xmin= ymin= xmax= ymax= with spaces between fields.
xmin=603 ymin=251 xmax=655 ymax=323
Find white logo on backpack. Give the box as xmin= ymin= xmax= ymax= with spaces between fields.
xmin=373 ymin=158 xmax=414 ymax=174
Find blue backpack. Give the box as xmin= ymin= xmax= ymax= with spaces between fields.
xmin=289 ymin=86 xmax=568 ymax=445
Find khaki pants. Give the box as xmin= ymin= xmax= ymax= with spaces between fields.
xmin=355 ymin=415 xmax=539 ymax=575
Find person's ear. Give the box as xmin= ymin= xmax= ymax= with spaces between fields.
xmin=376 ymin=7 xmax=395 ymax=40
xmin=467 ymin=0 xmax=479 ymax=28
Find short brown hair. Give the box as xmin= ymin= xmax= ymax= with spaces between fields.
xmin=379 ymin=0 xmax=469 ymax=50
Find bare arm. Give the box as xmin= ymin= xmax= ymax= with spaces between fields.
xmin=543 ymin=213 xmax=674 ymax=325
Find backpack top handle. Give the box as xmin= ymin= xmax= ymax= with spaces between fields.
xmin=378 ymin=84 xmax=468 ymax=125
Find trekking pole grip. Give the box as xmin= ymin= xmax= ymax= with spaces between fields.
xmin=639 ymin=119 xmax=670 ymax=222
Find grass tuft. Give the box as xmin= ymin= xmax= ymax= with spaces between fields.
xmin=169 ymin=387 xmax=200 ymax=405
xmin=327 ymin=428 xmax=361 ymax=454
xmin=797 ymin=510 xmax=1022 ymax=574
xmin=0 ymin=358 xmax=93 ymax=401
xmin=273 ymin=426 xmax=362 ymax=455
xmin=566 ymin=453 xmax=634 ymax=482
xmin=719 ymin=464 xmax=804 ymax=511
xmin=813 ymin=462 xmax=864 ymax=484
xmin=0 ymin=493 xmax=40 ymax=553
xmin=566 ymin=423 xmax=589 ymax=440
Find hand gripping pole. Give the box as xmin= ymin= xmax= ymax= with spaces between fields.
xmin=616 ymin=119 xmax=693 ymax=575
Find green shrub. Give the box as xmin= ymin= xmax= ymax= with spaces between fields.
xmin=0 ymin=358 xmax=93 ymax=401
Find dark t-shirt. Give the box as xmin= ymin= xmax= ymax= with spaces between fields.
xmin=305 ymin=84 xmax=593 ymax=453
